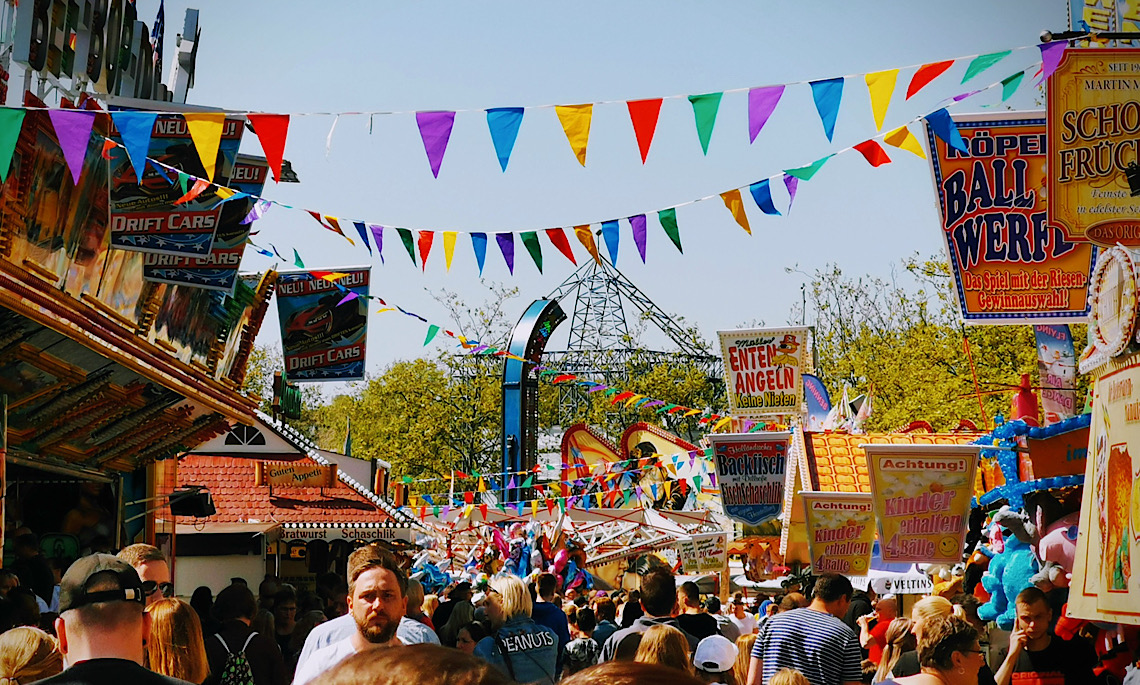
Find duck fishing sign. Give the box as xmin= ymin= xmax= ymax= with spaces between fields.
xmin=718 ymin=327 xmax=809 ymax=417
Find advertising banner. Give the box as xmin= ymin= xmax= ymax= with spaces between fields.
xmin=143 ymin=155 xmax=269 ymax=292
xmin=802 ymin=374 xmax=832 ymax=431
xmin=925 ymin=113 xmax=1096 ymax=323
xmin=677 ymin=532 xmax=729 ymax=575
xmin=276 ymin=268 xmax=370 ymax=382
xmin=708 ymin=432 xmax=789 ymax=526
xmin=1035 ymin=324 xmax=1079 ymax=424
xmin=865 ymin=444 xmax=980 ymax=564
xmin=801 ymin=492 xmax=875 ymax=576
xmin=1048 ymin=49 xmax=1140 ymax=246
xmin=108 ymin=113 xmax=244 ymax=256
xmin=718 ymin=327 xmax=809 ymax=417
xmin=254 ymin=461 xmax=337 ymax=488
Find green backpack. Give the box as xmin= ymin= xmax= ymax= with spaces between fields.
xmin=215 ymin=633 xmax=258 ymax=685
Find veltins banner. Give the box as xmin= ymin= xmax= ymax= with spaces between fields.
xmin=865 ymin=444 xmax=979 ymax=564
xmin=718 ymin=327 xmax=808 ymax=417
xmin=708 ymin=432 xmax=788 ymax=526
xmin=925 ymin=112 xmax=1096 ymax=323
xmin=677 ymin=532 xmax=729 ymax=575
xmin=276 ymin=268 xmax=370 ymax=381
xmin=1034 ymin=324 xmax=1078 ymax=425
xmin=801 ymin=492 xmax=875 ymax=576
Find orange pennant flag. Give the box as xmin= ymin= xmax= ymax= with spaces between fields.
xmin=324 ymin=216 xmax=354 ymax=245
xmin=417 ymin=231 xmax=434 ymax=270
xmin=574 ymin=225 xmax=601 ymax=264
xmin=174 ymin=178 xmax=210 ymax=205
xmin=720 ymin=189 xmax=752 ymax=235
xmin=182 ymin=112 xmax=227 ymax=181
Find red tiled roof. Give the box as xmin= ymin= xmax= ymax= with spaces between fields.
xmin=177 ymin=455 xmax=397 ymax=525
xmin=803 ymin=432 xmax=982 ymax=493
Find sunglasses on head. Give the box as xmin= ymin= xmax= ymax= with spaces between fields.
xmin=143 ymin=581 xmax=174 ymax=598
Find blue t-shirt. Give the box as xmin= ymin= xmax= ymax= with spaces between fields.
xmin=530 ymin=600 xmax=571 ymax=672
xmin=751 ymin=607 xmax=862 ymax=685
xmin=474 ymin=617 xmax=559 ymax=685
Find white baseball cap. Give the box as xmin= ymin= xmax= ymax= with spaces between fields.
xmin=694 ymin=635 xmax=738 ymax=673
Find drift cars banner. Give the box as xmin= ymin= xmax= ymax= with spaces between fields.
xmin=276 ymin=268 xmax=370 ymax=381
xmin=801 ymin=492 xmax=875 ymax=576
xmin=677 ymin=532 xmax=729 ymax=574
xmin=926 ymin=113 xmax=1096 ymax=323
xmin=143 ymin=155 xmax=269 ymax=292
xmin=1035 ymin=324 xmax=1079 ymax=424
xmin=108 ymin=113 xmax=244 ymax=256
xmin=708 ymin=432 xmax=789 ymax=526
xmin=718 ymin=327 xmax=808 ymax=417
xmin=864 ymin=444 xmax=980 ymax=564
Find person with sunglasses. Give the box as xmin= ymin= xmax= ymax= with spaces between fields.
xmin=118 ymin=544 xmax=173 ymax=607
xmin=877 ymin=615 xmax=985 ymax=685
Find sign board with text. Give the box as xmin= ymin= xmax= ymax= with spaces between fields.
xmin=677 ymin=532 xmax=729 ymax=575
xmin=801 ymin=492 xmax=876 ymax=576
xmin=718 ymin=327 xmax=808 ymax=417
xmin=275 ymin=268 xmax=370 ymax=382
xmin=708 ymin=432 xmax=789 ymax=526
xmin=254 ymin=461 xmax=337 ymax=488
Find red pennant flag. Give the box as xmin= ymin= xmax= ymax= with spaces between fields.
xmin=479 ymin=503 xmax=488 ymax=520
xmin=853 ymin=139 xmax=892 ymax=167
xmin=417 ymin=231 xmax=434 ymax=270
xmin=906 ymin=60 xmax=954 ymax=99
xmin=174 ymin=179 xmax=210 ymax=205
xmin=463 ymin=491 xmax=474 ymax=504
xmin=101 ymin=139 xmax=117 ymax=160
xmin=454 ymin=470 xmax=468 ymax=480
xmin=626 ymin=98 xmax=663 ymax=164
xmin=547 ymin=499 xmax=555 ymax=515
xmin=544 ymin=228 xmax=577 ymax=265
xmin=246 ymin=114 xmax=290 ymax=182
xmin=611 ymin=391 xmax=635 ymax=405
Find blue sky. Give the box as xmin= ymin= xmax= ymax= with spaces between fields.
xmin=141 ymin=0 xmax=1067 ymax=379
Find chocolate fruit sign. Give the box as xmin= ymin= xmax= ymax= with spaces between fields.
xmin=708 ymin=432 xmax=789 ymax=526
xmin=718 ymin=327 xmax=808 ymax=417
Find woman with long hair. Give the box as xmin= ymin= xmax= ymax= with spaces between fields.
xmin=0 ymin=626 xmax=63 ymax=684
xmin=874 ymin=618 xmax=917 ymax=684
xmin=734 ymin=634 xmax=757 ymax=685
xmin=634 ymin=624 xmax=695 ymax=676
xmin=878 ymin=615 xmax=984 ymax=685
xmin=887 ymin=596 xmax=954 ymax=678
xmin=146 ymin=597 xmax=210 ymax=684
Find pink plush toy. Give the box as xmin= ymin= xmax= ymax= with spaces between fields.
xmin=1032 ymin=510 xmax=1080 ymax=591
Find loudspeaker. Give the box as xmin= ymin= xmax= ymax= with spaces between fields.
xmin=168 ymin=487 xmax=216 ymax=518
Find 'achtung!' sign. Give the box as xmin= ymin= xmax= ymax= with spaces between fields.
xmin=254 ymin=461 xmax=337 ymax=488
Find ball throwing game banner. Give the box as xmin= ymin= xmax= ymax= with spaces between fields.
xmin=864 ymin=444 xmax=979 ymax=564
xmin=275 ymin=268 xmax=370 ymax=381
xmin=718 ymin=327 xmax=808 ymax=417
xmin=801 ymin=492 xmax=876 ymax=576
xmin=926 ymin=112 xmax=1096 ymax=323
xmin=708 ymin=432 xmax=789 ymax=526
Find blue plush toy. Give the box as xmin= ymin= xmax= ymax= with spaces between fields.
xmin=977 ymin=506 xmax=1040 ymax=630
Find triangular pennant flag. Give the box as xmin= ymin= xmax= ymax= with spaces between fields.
xmin=884 ymin=125 xmax=926 ymax=159
xmin=658 ymin=208 xmax=682 ymax=253
xmin=246 ymin=113 xmax=290 ymax=182
xmin=809 ymin=77 xmax=844 ymax=142
xmin=293 ymin=249 xmax=305 ymax=268
xmin=720 ymin=189 xmax=751 ymax=234
xmin=495 ymin=232 xmax=515 ymax=274
xmin=173 ymin=178 xmax=210 ymax=205
xmin=520 ymin=231 xmax=542 ymax=273
xmin=785 ymin=156 xmax=831 ymax=181
xmin=181 ymin=112 xmax=226 ymax=181
xmin=924 ymin=108 xmax=968 ymax=153
xmin=353 ymin=222 xmax=372 ymax=255
xmin=545 ymin=228 xmax=576 ymax=265
xmin=629 ymin=214 xmax=647 ymax=263
xmin=626 ymin=98 xmax=663 ymax=163
xmin=783 ymin=174 xmax=799 ymax=213
xmin=324 ymin=217 xmax=353 ymax=245
xmin=48 ymin=110 xmax=96 ymax=184
xmin=906 ymin=60 xmax=954 ymax=99
xmin=471 ymin=233 xmax=488 ymax=275
xmin=101 ymin=138 xmax=116 ymax=159
xmin=962 ymin=50 xmax=1011 ymax=84
xmin=1039 ymin=42 xmax=1067 ymax=84
xmin=0 ymin=109 xmax=25 ymax=182
xmin=748 ymin=85 xmax=784 ymax=143
xmin=416 ymin=111 xmax=456 ymax=178
xmin=370 ymin=225 xmax=385 ymax=263
xmin=479 ymin=503 xmax=488 ymax=520
xmin=1001 ymin=71 xmax=1025 ymax=101
xmin=864 ymin=69 xmax=897 ymax=132
xmin=396 ymin=228 xmax=417 ymax=266
xmin=486 ymin=107 xmax=524 ymax=172
xmin=521 ymin=475 xmax=533 ymax=488
xmin=424 ymin=325 xmax=440 ymax=346
xmin=336 ymin=292 xmax=358 ymax=307
xmin=443 ymin=231 xmax=457 ymax=271
xmin=176 ymin=170 xmax=189 ymax=196
xmin=417 ymin=231 xmax=434 ymax=270
xmin=555 ymin=104 xmax=593 ymax=166
xmin=478 ymin=477 xmax=487 ymax=493
xmin=749 ymin=179 xmax=781 ymax=216
xmin=601 ymin=220 xmax=620 ymax=265
xmin=853 ymin=139 xmax=892 ymax=167
xmin=110 ymin=111 xmax=157 ymax=183
xmin=574 ymin=225 xmax=601 ymax=264
xmin=506 ymin=475 xmax=517 ymax=491
xmin=688 ymin=92 xmax=723 ymax=154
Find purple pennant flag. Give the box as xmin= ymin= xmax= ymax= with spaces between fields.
xmin=495 ymin=232 xmax=515 ymax=274
xmin=369 ymin=225 xmax=385 ymax=263
xmin=240 ymin=199 xmax=271 ymax=225
xmin=415 ymin=111 xmax=456 ymax=178
xmin=952 ymin=90 xmax=982 ymax=102
xmin=629 ymin=214 xmax=647 ymax=263
xmin=783 ymin=174 xmax=799 ymax=213
xmin=336 ymin=291 xmax=359 ymax=307
xmin=48 ymin=110 xmax=96 ymax=184
xmin=507 ymin=475 xmax=517 ymax=491
xmin=748 ymin=85 xmax=784 ymax=143
xmin=1038 ymin=42 xmax=1067 ymax=84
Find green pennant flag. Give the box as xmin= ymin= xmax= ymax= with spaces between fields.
xmin=623 ymin=489 xmax=633 ymax=506
xmin=396 ymin=228 xmax=417 ymax=265
xmin=177 ymin=170 xmax=189 ymax=195
xmin=497 ymin=502 xmax=507 ymax=512
xmin=0 ymin=109 xmax=25 ymax=182
xmin=519 ymin=231 xmax=543 ymax=273
xmin=658 ymin=208 xmax=682 ymax=253
xmin=558 ymin=497 xmax=566 ymax=513
xmin=688 ymin=92 xmax=723 ymax=155
xmin=433 ymin=505 xmax=440 ymax=517
xmin=292 ymin=249 xmax=305 ymax=268
xmin=1001 ymin=71 xmax=1025 ymax=102
xmin=604 ymin=388 xmax=620 ymax=396
xmin=424 ymin=325 xmax=440 ymax=346
xmin=521 ymin=475 xmax=533 ymax=488
xmin=962 ymin=50 xmax=1011 ymax=84
xmin=656 ymin=403 xmax=677 ymax=414
xmin=785 ymin=155 xmax=831 ymax=181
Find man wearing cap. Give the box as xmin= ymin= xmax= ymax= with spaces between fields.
xmin=694 ymin=635 xmax=739 ymax=685
xmin=117 ymin=543 xmax=173 ymax=607
xmin=40 ymin=553 xmax=192 ymax=684
xmin=730 ymin=593 xmax=758 ymax=636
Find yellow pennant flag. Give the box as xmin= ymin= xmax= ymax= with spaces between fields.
xmin=478 ymin=477 xmax=487 ymax=492
xmin=624 ymin=394 xmax=645 ymax=408
xmin=574 ymin=225 xmax=601 ymax=264
xmin=720 ymin=189 xmax=751 ymax=235
xmin=376 ymin=307 xmax=395 ymax=314
xmin=531 ymin=500 xmax=538 ymax=518
xmin=714 ymin=416 xmax=733 ymax=431
xmin=596 ymin=492 xmax=604 ymax=507
xmin=664 ymin=480 xmax=672 ymax=498
xmin=682 ymin=409 xmax=702 ymax=417
xmin=556 ymin=104 xmax=593 ymax=166
xmin=182 ymin=112 xmax=227 ymax=181
xmin=214 ymin=187 xmax=236 ymax=200
xmin=443 ymin=231 xmax=458 ymax=271
xmin=864 ymin=69 xmax=898 ymax=131
xmin=884 ymin=125 xmax=926 ymax=159
xmin=463 ymin=504 xmax=474 ymax=519
xmin=320 ymin=272 xmax=350 ymax=282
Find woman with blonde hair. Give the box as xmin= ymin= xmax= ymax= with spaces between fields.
xmin=880 ymin=615 xmax=985 ymax=685
xmin=873 ymin=618 xmax=916 ymax=684
xmin=0 ymin=626 xmax=63 ymax=684
xmin=146 ymin=597 xmax=210 ymax=684
xmin=634 ymin=624 xmax=695 ymax=675
xmin=733 ymin=633 xmax=757 ymax=685
xmin=769 ymin=669 xmax=810 ymax=685
xmin=887 ymin=597 xmax=953 ymax=678
xmin=472 ymin=575 xmax=558 ymax=684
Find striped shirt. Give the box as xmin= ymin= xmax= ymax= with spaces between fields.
xmin=750 ymin=607 xmax=862 ymax=685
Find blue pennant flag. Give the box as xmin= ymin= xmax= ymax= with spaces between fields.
xmin=601 ymin=220 xmax=620 ymax=265
xmin=353 ymin=221 xmax=372 ymax=255
xmin=486 ymin=107 xmax=524 ymax=172
xmin=925 ymin=108 xmax=968 ymax=153
xmin=471 ymin=232 xmax=488 ymax=275
xmin=810 ymin=77 xmax=844 ymax=142
xmin=110 ymin=111 xmax=158 ymax=183
xmin=749 ymin=179 xmax=781 ymax=216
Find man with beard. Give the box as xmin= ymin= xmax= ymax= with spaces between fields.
xmin=292 ymin=545 xmax=407 ymax=685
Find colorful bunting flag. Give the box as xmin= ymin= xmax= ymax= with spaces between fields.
xmin=627 ymin=98 xmax=663 ymax=163
xmin=1038 ymin=42 xmax=1067 ymax=83
xmin=486 ymin=107 xmax=524 ymax=172
xmin=417 ymin=231 xmax=434 ymax=270
xmin=545 ymin=228 xmax=576 ymax=265
xmin=555 ymin=104 xmax=593 ymax=166
xmin=370 ymin=225 xmax=385 ymax=263
xmin=443 ymin=231 xmax=457 ymax=271
xmin=246 ymin=113 xmax=290 ymax=182
xmin=601 ymin=220 xmax=620 ymax=265
xmin=520 ymin=231 xmax=543 ymax=273
xmin=906 ymin=60 xmax=954 ymax=99
xmin=785 ymin=156 xmax=830 ymax=181
xmin=110 ymin=111 xmax=158 ymax=183
xmin=353 ymin=221 xmax=372 ymax=254
xmin=424 ymin=324 xmax=440 ymax=346
xmin=809 ymin=78 xmax=844 ymax=142
xmin=749 ymin=179 xmax=781 ymax=216
xmin=325 ymin=216 xmax=354 ymax=245
xmin=748 ymin=85 xmax=784 ymax=143
xmin=396 ymin=228 xmax=417 ymax=266
xmin=653 ymin=208 xmax=682 ymax=254
xmin=292 ymin=249 xmax=305 ymax=268
xmin=181 ymin=112 xmax=226 ymax=181
xmin=883 ymin=125 xmax=926 ymax=159
xmin=783 ymin=174 xmax=799 ymax=213
xmin=924 ymin=108 xmax=967 ymax=153
xmin=688 ymin=92 xmax=723 ymax=155
xmin=48 ymin=110 xmax=96 ymax=184
xmin=574 ymin=225 xmax=601 ymax=264
xmin=416 ymin=111 xmax=456 ymax=178
xmin=173 ymin=178 xmax=210 ymax=205
xmin=471 ymin=232 xmax=488 ymax=275
xmin=629 ymin=214 xmax=647 ymax=263
xmin=962 ymin=50 xmax=1010 ymax=84
xmin=495 ymin=232 xmax=515 ymax=274
xmin=853 ymin=139 xmax=891 ymax=167
xmin=864 ymin=70 xmax=897 ymax=131
xmin=720 ymin=189 xmax=751 ymax=235
xmin=1001 ymin=71 xmax=1025 ymax=101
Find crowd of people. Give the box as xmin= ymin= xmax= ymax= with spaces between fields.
xmin=0 ymin=536 xmax=1106 ymax=685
